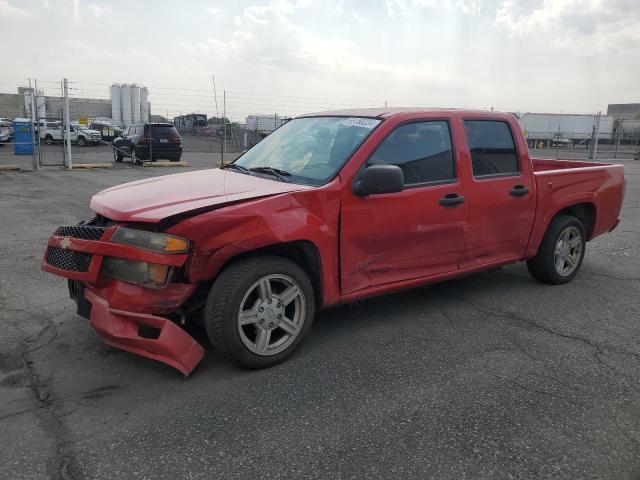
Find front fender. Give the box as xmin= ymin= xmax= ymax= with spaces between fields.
xmin=168 ymin=184 xmax=342 ymax=306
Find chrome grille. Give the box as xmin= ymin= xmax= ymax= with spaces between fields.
xmin=54 ymin=225 xmax=105 ymax=241
xmin=46 ymin=247 xmax=92 ymax=272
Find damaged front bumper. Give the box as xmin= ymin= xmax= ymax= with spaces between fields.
xmin=42 ymin=224 xmax=205 ymax=376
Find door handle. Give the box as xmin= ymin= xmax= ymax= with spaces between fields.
xmin=438 ymin=193 xmax=465 ymax=208
xmin=509 ymin=185 xmax=529 ymax=197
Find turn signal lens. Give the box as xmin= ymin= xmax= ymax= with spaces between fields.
xmin=111 ymin=228 xmax=189 ymax=254
xmin=165 ymin=236 xmax=189 ymax=253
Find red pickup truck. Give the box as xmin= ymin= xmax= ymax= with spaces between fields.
xmin=42 ymin=109 xmax=625 ymax=375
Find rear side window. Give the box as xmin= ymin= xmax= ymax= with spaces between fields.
xmin=464 ymin=120 xmax=519 ymax=177
xmin=368 ymin=120 xmax=455 ymax=185
xmin=145 ymin=125 xmax=179 ymax=137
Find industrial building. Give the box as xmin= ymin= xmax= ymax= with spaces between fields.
xmin=0 ymin=84 xmax=148 ymax=127
xmin=607 ymin=103 xmax=640 ymax=121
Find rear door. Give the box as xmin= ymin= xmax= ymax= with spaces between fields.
xmin=340 ymin=119 xmax=469 ymax=294
xmin=461 ymin=119 xmax=535 ymax=268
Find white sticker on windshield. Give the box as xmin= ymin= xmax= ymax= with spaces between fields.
xmin=340 ymin=117 xmax=379 ymax=129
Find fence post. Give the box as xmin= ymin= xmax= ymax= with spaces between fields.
xmin=28 ymin=80 xmax=38 ymax=171
xmin=63 ymin=78 xmax=72 ymax=169
xmin=589 ymin=111 xmax=601 ymax=161
xmin=222 ymin=90 xmax=226 ymax=166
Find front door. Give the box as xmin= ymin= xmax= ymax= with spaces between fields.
xmin=340 ymin=120 xmax=469 ymax=295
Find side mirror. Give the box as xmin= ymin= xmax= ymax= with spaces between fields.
xmin=353 ymin=164 xmax=404 ymax=196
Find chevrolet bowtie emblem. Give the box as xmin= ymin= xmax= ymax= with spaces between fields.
xmin=59 ymin=238 xmax=72 ymax=250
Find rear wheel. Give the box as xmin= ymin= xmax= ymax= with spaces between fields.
xmin=204 ymin=255 xmax=315 ymax=369
xmin=45 ymin=134 xmax=54 ymax=145
xmin=527 ymin=215 xmax=586 ymax=284
xmin=78 ymin=136 xmax=86 ymax=147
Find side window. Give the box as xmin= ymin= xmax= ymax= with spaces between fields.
xmin=464 ymin=120 xmax=519 ymax=177
xmin=368 ymin=121 xmax=455 ymax=185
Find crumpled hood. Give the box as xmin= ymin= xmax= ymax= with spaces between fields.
xmin=90 ymin=168 xmax=312 ymax=222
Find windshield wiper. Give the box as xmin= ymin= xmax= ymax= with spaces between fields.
xmin=249 ymin=166 xmax=292 ymax=182
xmin=221 ymin=163 xmax=251 ymax=174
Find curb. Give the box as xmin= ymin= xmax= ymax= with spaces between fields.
xmin=143 ymin=161 xmax=189 ymax=168
xmin=71 ymin=163 xmax=113 ymax=169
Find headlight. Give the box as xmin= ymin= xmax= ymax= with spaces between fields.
xmin=111 ymin=228 xmax=189 ymax=254
xmin=101 ymin=257 xmax=170 ymax=288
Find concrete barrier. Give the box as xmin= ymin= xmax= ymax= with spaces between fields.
xmin=142 ymin=161 xmax=189 ymax=168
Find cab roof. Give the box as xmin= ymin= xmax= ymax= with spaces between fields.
xmin=300 ymin=107 xmax=514 ymax=120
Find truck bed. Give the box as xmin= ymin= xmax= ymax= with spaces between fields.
xmin=527 ymin=158 xmax=625 ymax=253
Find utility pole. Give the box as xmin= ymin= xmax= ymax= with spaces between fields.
xmin=63 ymin=78 xmax=72 ymax=169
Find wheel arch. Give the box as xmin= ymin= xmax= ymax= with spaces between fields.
xmin=214 ymin=240 xmax=324 ymax=308
xmin=551 ymin=202 xmax=596 ymax=239
xmin=526 ymin=201 xmax=596 ymax=258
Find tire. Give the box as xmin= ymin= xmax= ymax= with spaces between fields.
xmin=78 ymin=136 xmax=86 ymax=147
xmin=45 ymin=135 xmax=54 ymax=145
xmin=204 ymin=255 xmax=315 ymax=369
xmin=527 ymin=215 xmax=586 ymax=284
xmin=131 ymin=147 xmax=138 ymax=165
xmin=113 ymin=147 xmax=123 ymax=163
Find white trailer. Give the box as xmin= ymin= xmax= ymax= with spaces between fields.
xmin=518 ymin=113 xmax=614 ymax=141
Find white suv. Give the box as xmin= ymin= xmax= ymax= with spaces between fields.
xmin=41 ymin=122 xmax=101 ymax=146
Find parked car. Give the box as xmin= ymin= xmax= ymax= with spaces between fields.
xmin=112 ymin=123 xmax=182 ymax=164
xmin=42 ymin=109 xmax=625 ymax=376
xmin=0 ymin=119 xmax=11 ymax=146
xmin=40 ymin=122 xmax=101 ymax=146
xmin=0 ymin=118 xmax=13 ymax=143
xmin=89 ymin=121 xmax=123 ymax=141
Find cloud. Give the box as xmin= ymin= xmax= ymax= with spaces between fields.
xmin=179 ymin=0 xmax=474 ymax=98
xmin=205 ymin=7 xmax=220 ymax=15
xmin=385 ymin=0 xmax=408 ymax=20
xmin=0 ymin=0 xmax=30 ymax=17
xmin=87 ymin=3 xmax=111 ymax=18
xmin=352 ymin=10 xmax=370 ymax=24
xmin=494 ymin=0 xmax=640 ymax=54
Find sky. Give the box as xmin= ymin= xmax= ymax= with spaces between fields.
xmin=0 ymin=0 xmax=638 ymax=120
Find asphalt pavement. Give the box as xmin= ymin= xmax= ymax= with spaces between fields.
xmin=0 ymin=160 xmax=639 ymax=479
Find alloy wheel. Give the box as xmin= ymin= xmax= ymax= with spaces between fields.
xmin=237 ymin=274 xmax=306 ymax=356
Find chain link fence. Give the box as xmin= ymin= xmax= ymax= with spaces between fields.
xmin=1 ymin=77 xmax=639 ymax=171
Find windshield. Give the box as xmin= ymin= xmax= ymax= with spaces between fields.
xmin=232 ymin=116 xmax=381 ymax=185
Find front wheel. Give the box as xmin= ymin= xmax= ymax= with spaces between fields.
xmin=204 ymin=255 xmax=315 ymax=369
xmin=527 ymin=215 xmax=586 ymax=284
xmin=77 ymin=136 xmax=86 ymax=147
xmin=45 ymin=135 xmax=54 ymax=145
xmin=113 ymin=147 xmax=123 ymax=162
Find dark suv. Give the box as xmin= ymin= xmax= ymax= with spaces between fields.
xmin=113 ymin=123 xmax=182 ymax=164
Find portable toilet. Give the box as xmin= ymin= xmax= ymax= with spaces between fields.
xmin=13 ymin=118 xmax=34 ymax=155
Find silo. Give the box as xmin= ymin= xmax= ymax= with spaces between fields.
xmin=131 ymin=85 xmax=141 ymax=124
xmin=140 ymin=87 xmax=149 ymax=123
xmin=121 ymin=84 xmax=132 ymax=126
xmin=111 ymin=85 xmax=121 ymax=126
